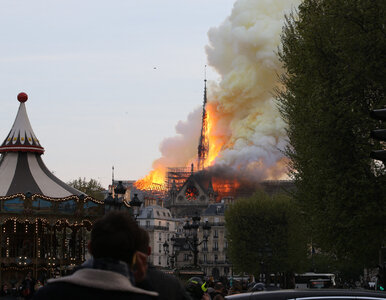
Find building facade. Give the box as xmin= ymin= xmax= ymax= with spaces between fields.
xmin=198 ymin=201 xmax=232 ymax=280
xmin=137 ymin=205 xmax=177 ymax=268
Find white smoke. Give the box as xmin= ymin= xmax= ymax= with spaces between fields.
xmin=138 ymin=0 xmax=299 ymax=184
xmin=205 ymin=0 xmax=300 ymax=180
xmin=152 ymin=107 xmax=201 ymax=170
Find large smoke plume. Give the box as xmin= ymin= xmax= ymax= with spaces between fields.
xmin=146 ymin=0 xmax=299 ymax=183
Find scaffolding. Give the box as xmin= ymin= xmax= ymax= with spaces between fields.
xmin=165 ymin=167 xmax=192 ymax=191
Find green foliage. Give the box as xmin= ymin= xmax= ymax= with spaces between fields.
xmin=225 ymin=191 xmax=308 ymax=277
xmin=277 ymin=0 xmax=386 ymax=271
xmin=68 ymin=177 xmax=105 ymax=200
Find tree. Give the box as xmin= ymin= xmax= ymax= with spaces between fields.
xmin=225 ymin=191 xmax=308 ymax=286
xmin=276 ymin=0 xmax=386 ymax=273
xmin=68 ymin=177 xmax=105 ymax=201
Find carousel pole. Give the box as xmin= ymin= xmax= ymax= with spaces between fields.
xmin=34 ymin=228 xmax=37 ymax=281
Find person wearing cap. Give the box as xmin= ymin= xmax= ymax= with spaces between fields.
xmin=33 ymin=212 xmax=157 ymax=300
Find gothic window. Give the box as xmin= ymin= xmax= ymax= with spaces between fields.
xmin=185 ymin=185 xmax=199 ymax=201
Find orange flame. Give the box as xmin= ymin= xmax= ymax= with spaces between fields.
xmin=134 ymin=167 xmax=166 ymax=190
xmin=212 ymin=177 xmax=241 ymax=199
xmin=206 ymin=102 xmax=225 ymax=166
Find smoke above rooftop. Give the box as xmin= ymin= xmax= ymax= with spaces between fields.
xmin=138 ymin=0 xmax=300 ymax=187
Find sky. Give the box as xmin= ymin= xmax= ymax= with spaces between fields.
xmin=0 ymin=0 xmax=235 ymax=188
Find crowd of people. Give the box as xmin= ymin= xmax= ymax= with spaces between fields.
xmin=0 ymin=212 xmax=248 ymax=300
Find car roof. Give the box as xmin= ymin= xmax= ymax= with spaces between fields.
xmin=225 ymin=289 xmax=386 ymax=300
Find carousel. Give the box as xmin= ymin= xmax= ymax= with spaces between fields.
xmin=0 ymin=93 xmax=105 ymax=285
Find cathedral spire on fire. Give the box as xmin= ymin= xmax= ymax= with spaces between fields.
xmin=197 ymin=66 xmax=209 ymax=171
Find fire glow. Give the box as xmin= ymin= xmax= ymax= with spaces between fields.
xmin=134 ymin=167 xmax=166 ymax=190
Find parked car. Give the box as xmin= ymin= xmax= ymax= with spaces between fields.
xmin=225 ymin=289 xmax=386 ymax=300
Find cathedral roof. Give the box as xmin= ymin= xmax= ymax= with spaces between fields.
xmin=0 ymin=93 xmax=83 ymax=198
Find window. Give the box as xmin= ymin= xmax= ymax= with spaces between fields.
xmin=159 ymin=232 xmax=162 ymax=241
xmin=214 ymin=241 xmax=218 ymax=251
xmin=158 ymin=221 xmax=161 ymax=226
xmin=203 ymin=241 xmax=208 ymax=251
xmin=214 ymin=230 xmax=218 ymax=238
xmin=159 ymin=244 xmax=162 ymax=253
xmin=166 ymin=222 xmax=170 ymax=229
xmin=158 ymin=256 xmax=161 ymax=265
xmin=184 ymin=254 xmax=189 ymax=261
xmin=214 ymin=217 xmax=219 ymax=224
xmin=167 ymin=234 xmax=169 ymax=241
xmin=203 ymin=254 xmax=207 ymax=262
xmin=146 ymin=221 xmax=150 ymax=228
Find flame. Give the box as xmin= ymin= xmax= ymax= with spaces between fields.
xmin=213 ymin=178 xmax=240 ymax=193
xmin=134 ymin=167 xmax=166 ymax=190
xmin=206 ymin=102 xmax=225 ymax=166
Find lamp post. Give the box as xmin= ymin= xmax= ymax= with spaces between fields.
xmin=163 ymin=236 xmax=181 ymax=269
xmin=129 ymin=193 xmax=142 ymax=220
xmin=258 ymin=243 xmax=272 ymax=285
xmin=104 ymin=181 xmax=126 ymax=213
xmin=182 ymin=214 xmax=211 ymax=267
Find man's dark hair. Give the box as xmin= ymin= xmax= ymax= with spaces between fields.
xmin=136 ymin=227 xmax=150 ymax=254
xmin=90 ymin=211 xmax=140 ymax=264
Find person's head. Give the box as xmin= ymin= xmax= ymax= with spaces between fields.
xmin=89 ymin=211 xmax=140 ymax=265
xmin=186 ymin=277 xmax=208 ymax=300
xmin=214 ymin=282 xmax=224 ymax=293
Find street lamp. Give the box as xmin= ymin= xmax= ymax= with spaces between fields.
xmin=183 ymin=214 xmax=211 ymax=267
xmin=104 ymin=181 xmax=126 ymax=212
xmin=163 ymin=236 xmax=181 ymax=269
xmin=258 ymin=243 xmax=272 ymax=285
xmin=129 ymin=193 xmax=142 ymax=219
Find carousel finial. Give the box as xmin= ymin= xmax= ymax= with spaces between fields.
xmin=17 ymin=92 xmax=28 ymax=103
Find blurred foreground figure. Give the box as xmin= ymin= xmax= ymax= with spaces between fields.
xmin=33 ymin=212 xmax=157 ymax=300
xmin=136 ymin=228 xmax=190 ymax=300
xmin=186 ymin=277 xmax=209 ymax=300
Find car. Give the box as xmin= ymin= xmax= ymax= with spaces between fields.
xmin=225 ymin=289 xmax=386 ymax=300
